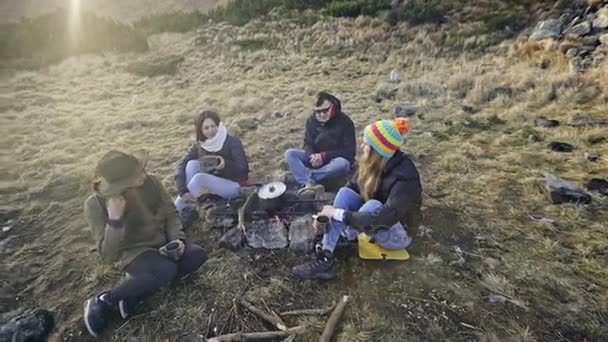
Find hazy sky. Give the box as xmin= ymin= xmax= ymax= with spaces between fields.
xmin=0 ymin=0 xmax=227 ymax=23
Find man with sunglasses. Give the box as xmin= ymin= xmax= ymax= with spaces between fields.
xmin=284 ymin=92 xmax=356 ymax=192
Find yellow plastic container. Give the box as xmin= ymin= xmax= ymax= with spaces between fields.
xmin=357 ymin=233 xmax=410 ymax=260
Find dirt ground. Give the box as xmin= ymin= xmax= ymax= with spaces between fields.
xmin=1 ymin=13 xmax=607 ymax=342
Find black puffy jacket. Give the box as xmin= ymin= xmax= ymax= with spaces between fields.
xmin=343 ymin=150 xmax=422 ymax=231
xmin=303 ymin=111 xmax=356 ymax=165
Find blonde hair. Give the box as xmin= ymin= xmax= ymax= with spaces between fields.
xmin=356 ymin=147 xmax=388 ymax=201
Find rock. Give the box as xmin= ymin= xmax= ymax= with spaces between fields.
xmin=483 ymin=257 xmax=501 ymax=270
xmin=569 ymin=56 xmax=592 ymax=72
xmin=529 ymin=19 xmax=564 ymax=41
xmin=394 ymin=105 xmax=417 ymax=117
xmin=273 ymin=112 xmax=284 ymax=118
xmin=236 ymin=117 xmax=258 ymax=130
xmin=564 ymin=21 xmax=592 ymax=36
xmin=0 ymin=309 xmax=55 ymax=342
xmin=584 ymin=152 xmax=600 ymax=162
xmin=534 ymin=116 xmax=560 ymax=128
xmin=0 ymin=206 xmax=20 ymax=222
xmin=219 ymin=226 xmax=246 ymax=251
xmin=543 ymin=174 xmax=592 ymax=205
xmin=245 ymin=219 xmax=288 ymax=249
xmin=566 ymin=48 xmax=580 ymax=58
xmin=588 ymin=132 xmax=607 ymax=144
xmin=462 ymin=105 xmax=481 ymax=114
xmin=586 ymin=178 xmax=608 ymax=196
xmin=548 ymin=142 xmax=574 ymax=152
xmin=569 ymin=113 xmax=608 ymax=127
xmin=0 ymin=236 xmax=17 ymax=255
xmin=581 ymin=34 xmax=601 ymax=46
xmin=288 ymin=214 xmax=317 ymax=255
xmin=600 ymin=33 xmax=608 ymax=45
xmin=529 ymin=132 xmax=543 ymax=142
xmin=488 ymin=293 xmax=508 ymax=303
xmin=593 ymin=7 xmax=608 ymax=29
xmin=487 ymin=86 xmax=512 ymax=101
xmin=204 ymin=202 xmax=237 ymax=229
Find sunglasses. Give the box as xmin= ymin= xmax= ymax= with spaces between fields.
xmin=314 ymin=107 xmax=331 ymax=115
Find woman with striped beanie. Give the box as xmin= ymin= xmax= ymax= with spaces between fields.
xmin=291 ymin=118 xmax=422 ymax=280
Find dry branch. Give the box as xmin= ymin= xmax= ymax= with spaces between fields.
xmin=205 ymin=325 xmax=305 ymax=342
xmin=320 ymin=295 xmax=350 ymax=342
xmin=239 ymin=298 xmax=288 ymax=331
xmin=279 ymin=303 xmax=335 ymax=317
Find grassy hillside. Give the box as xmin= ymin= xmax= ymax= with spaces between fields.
xmin=1 ymin=0 xmax=607 ymax=341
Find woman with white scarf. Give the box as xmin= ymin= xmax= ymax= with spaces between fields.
xmin=174 ymin=111 xmax=249 ymax=226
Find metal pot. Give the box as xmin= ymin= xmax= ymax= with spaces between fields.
xmin=257 ymin=181 xmax=288 ymax=212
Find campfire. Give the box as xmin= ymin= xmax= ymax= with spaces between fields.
xmin=215 ymin=181 xmax=331 ymax=253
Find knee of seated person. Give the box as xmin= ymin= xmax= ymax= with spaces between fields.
xmin=334 ymin=158 xmax=351 ymax=172
xmin=360 ymin=199 xmax=383 ymax=212
xmin=188 ymin=244 xmax=208 ymax=265
xmin=186 ymin=159 xmax=200 ymax=172
xmin=284 ymin=148 xmax=299 ymax=159
xmin=336 ymin=187 xmax=357 ymax=197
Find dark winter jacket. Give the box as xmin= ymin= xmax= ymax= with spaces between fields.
xmin=344 ymin=150 xmax=422 ymax=231
xmin=175 ymin=134 xmax=249 ymax=195
xmin=303 ymin=111 xmax=356 ymax=165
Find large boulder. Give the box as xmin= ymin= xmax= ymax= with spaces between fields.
xmin=529 ymin=19 xmax=564 ymax=41
xmin=593 ymin=7 xmax=608 ymax=29
xmin=600 ymin=33 xmax=608 ymax=46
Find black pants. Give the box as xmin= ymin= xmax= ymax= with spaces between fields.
xmin=106 ymin=243 xmax=207 ymax=305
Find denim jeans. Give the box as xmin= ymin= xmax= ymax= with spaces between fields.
xmin=175 ymin=160 xmax=240 ymax=212
xmin=284 ymin=149 xmax=351 ymax=186
xmin=322 ymin=187 xmax=412 ymax=252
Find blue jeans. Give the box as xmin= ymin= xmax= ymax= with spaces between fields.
xmin=175 ymin=160 xmax=240 ymax=212
xmin=284 ymin=149 xmax=351 ymax=186
xmin=322 ymin=187 xmax=412 ymax=252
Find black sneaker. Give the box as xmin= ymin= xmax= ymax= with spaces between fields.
xmin=118 ymin=297 xmax=141 ymax=320
xmin=83 ymin=293 xmax=113 ymax=338
xmin=291 ymin=252 xmax=336 ymax=280
xmin=180 ymin=206 xmax=199 ymax=228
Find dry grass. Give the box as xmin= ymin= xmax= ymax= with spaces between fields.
xmin=1 ymin=12 xmax=607 ymax=342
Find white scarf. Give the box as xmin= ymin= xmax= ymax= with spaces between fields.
xmin=200 ymin=122 xmax=228 ymax=152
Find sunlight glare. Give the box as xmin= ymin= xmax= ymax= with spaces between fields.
xmin=68 ymin=0 xmax=82 ymax=50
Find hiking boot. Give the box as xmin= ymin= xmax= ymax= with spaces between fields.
xmin=291 ymin=251 xmax=336 ymax=280
xmin=83 ymin=293 xmax=114 ymax=338
xmin=180 ymin=206 xmax=199 ymax=228
xmin=118 ymin=297 xmax=141 ymax=320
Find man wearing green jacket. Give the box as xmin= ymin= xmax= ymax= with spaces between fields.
xmin=83 ymin=150 xmax=207 ymax=338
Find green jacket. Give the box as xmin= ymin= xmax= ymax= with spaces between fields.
xmin=84 ymin=174 xmax=185 ymax=270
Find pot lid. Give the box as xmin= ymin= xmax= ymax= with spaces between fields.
xmin=258 ymin=181 xmax=287 ymax=200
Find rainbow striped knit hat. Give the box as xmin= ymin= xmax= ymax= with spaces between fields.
xmin=363 ymin=118 xmax=410 ymax=158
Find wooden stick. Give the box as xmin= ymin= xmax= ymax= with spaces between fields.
xmin=205 ymin=325 xmax=305 ymax=342
xmin=239 ymin=298 xmax=288 ymax=331
xmin=279 ymin=303 xmax=336 ymax=317
xmin=320 ymin=296 xmax=350 ymax=342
